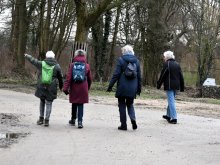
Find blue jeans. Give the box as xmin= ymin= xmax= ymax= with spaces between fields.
xmin=166 ymin=90 xmax=177 ymax=119
xmin=72 ymin=104 xmax=84 ymax=122
xmin=118 ymin=97 xmax=136 ymax=126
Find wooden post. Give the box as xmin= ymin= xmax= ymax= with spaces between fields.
xmin=70 ymin=41 xmax=88 ymax=64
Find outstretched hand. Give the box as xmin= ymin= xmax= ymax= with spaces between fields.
xmin=24 ymin=54 xmax=29 ymax=57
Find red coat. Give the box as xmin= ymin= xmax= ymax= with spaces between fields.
xmin=63 ymin=55 xmax=92 ymax=103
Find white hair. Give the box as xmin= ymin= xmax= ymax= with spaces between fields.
xmin=163 ymin=51 xmax=175 ymax=60
xmin=121 ymin=45 xmax=134 ymax=55
xmin=74 ymin=49 xmax=86 ymax=57
xmin=46 ymin=51 xmax=55 ymax=58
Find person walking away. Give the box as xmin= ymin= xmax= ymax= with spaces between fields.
xmin=63 ymin=49 xmax=92 ymax=129
xmin=107 ymin=45 xmax=141 ymax=131
xmin=157 ymin=51 xmax=184 ymax=124
xmin=24 ymin=51 xmax=63 ymax=126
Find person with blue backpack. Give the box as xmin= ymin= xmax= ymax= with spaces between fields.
xmin=63 ymin=49 xmax=92 ymax=129
xmin=24 ymin=51 xmax=63 ymax=127
xmin=107 ymin=45 xmax=142 ymax=131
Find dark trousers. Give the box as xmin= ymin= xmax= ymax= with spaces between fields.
xmin=71 ymin=103 xmax=84 ymax=122
xmin=118 ymin=97 xmax=136 ymax=126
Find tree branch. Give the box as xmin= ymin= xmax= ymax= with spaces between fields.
xmin=86 ymin=0 xmax=132 ymax=27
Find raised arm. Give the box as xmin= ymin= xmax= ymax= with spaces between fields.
xmin=24 ymin=54 xmax=42 ymax=69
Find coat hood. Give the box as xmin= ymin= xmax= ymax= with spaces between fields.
xmin=121 ymin=54 xmax=137 ymax=63
xmin=44 ymin=58 xmax=58 ymax=66
xmin=73 ymin=55 xmax=87 ymax=63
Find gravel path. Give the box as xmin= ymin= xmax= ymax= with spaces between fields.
xmin=0 ymin=89 xmax=220 ymax=165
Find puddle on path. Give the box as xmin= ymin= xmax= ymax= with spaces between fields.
xmin=0 ymin=133 xmax=23 ymax=139
xmin=0 ymin=133 xmax=29 ymax=148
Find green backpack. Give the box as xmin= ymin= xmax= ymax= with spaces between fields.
xmin=41 ymin=61 xmax=55 ymax=84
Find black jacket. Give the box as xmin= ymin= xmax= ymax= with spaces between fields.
xmin=157 ymin=59 xmax=184 ymax=91
xmin=25 ymin=55 xmax=63 ymax=101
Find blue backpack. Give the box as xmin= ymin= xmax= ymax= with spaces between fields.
xmin=72 ymin=62 xmax=86 ymax=83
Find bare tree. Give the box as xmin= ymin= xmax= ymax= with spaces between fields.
xmin=10 ymin=0 xmax=38 ymax=73
xmin=35 ymin=0 xmax=75 ymax=59
xmin=73 ymin=0 xmax=131 ymax=42
xmin=183 ymin=0 xmax=220 ymax=86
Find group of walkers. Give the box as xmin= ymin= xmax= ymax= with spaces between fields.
xmin=24 ymin=45 xmax=184 ymax=130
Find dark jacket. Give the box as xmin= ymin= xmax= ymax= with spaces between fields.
xmin=157 ymin=59 xmax=184 ymax=91
xmin=108 ymin=54 xmax=142 ymax=98
xmin=63 ymin=55 xmax=92 ymax=103
xmin=25 ymin=54 xmax=63 ymax=101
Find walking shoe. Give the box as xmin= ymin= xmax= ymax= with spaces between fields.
xmin=118 ymin=125 xmax=127 ymax=131
xmin=162 ymin=115 xmax=171 ymax=121
xmin=44 ymin=119 xmax=49 ymax=127
xmin=36 ymin=117 xmax=44 ymax=125
xmin=168 ymin=119 xmax=177 ymax=124
xmin=131 ymin=120 xmax=137 ymax=130
xmin=69 ymin=119 xmax=75 ymax=126
xmin=78 ymin=121 xmax=83 ymax=129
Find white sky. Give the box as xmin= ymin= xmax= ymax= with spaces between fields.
xmin=0 ymin=8 xmax=10 ymax=31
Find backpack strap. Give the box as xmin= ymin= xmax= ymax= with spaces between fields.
xmin=119 ymin=57 xmax=128 ymax=72
xmin=119 ymin=57 xmax=137 ymax=71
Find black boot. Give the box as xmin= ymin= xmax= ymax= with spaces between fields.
xmin=131 ymin=120 xmax=137 ymax=130
xmin=168 ymin=119 xmax=177 ymax=124
xmin=37 ymin=117 xmax=44 ymax=125
xmin=162 ymin=115 xmax=171 ymax=121
xmin=69 ymin=119 xmax=75 ymax=126
xmin=118 ymin=124 xmax=127 ymax=131
xmin=44 ymin=119 xmax=49 ymax=127
xmin=78 ymin=121 xmax=83 ymax=129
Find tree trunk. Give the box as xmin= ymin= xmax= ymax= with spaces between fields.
xmin=92 ymin=17 xmax=104 ymax=80
xmin=100 ymin=10 xmax=112 ymax=81
xmin=107 ymin=6 xmax=121 ymax=79
xmin=74 ymin=0 xmax=88 ymax=42
xmin=38 ymin=0 xmax=46 ymax=59
xmin=11 ymin=0 xmax=28 ymax=72
xmin=144 ymin=0 xmax=168 ymax=86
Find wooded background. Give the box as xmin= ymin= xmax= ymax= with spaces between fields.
xmin=1 ymin=0 xmax=220 ymax=87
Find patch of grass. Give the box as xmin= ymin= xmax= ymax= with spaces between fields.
xmin=0 ymin=74 xmax=35 ymax=85
xmin=199 ymin=98 xmax=220 ymax=105
xmin=90 ymin=82 xmax=166 ymax=99
xmin=183 ymin=71 xmax=197 ymax=87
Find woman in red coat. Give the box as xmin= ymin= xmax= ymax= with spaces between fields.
xmin=63 ymin=49 xmax=92 ymax=128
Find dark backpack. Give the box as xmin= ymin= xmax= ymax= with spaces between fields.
xmin=121 ymin=58 xmax=137 ymax=79
xmin=72 ymin=62 xmax=86 ymax=83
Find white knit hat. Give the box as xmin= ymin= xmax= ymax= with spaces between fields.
xmin=46 ymin=51 xmax=55 ymax=58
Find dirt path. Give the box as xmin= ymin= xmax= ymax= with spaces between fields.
xmin=0 ymin=89 xmax=220 ymax=165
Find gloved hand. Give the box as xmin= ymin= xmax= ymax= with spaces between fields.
xmin=63 ymin=90 xmax=69 ymax=95
xmin=156 ymin=81 xmax=160 ymax=89
xmin=137 ymin=89 xmax=141 ymax=96
xmin=106 ymin=86 xmax=112 ymax=92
